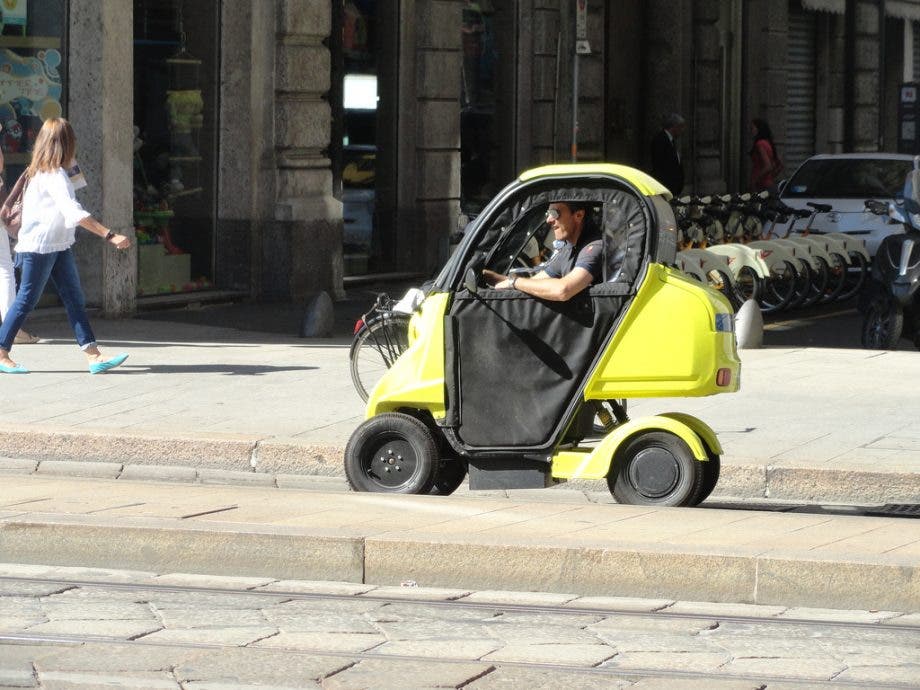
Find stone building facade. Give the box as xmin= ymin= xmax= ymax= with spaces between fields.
xmin=29 ymin=1 xmax=920 ymax=317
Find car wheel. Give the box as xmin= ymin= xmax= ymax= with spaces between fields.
xmin=345 ymin=413 xmax=439 ymax=494
xmin=608 ymin=431 xmax=704 ymax=507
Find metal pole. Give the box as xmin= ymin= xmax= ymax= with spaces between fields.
xmin=572 ymin=52 xmax=579 ymax=161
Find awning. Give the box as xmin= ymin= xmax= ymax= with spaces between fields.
xmin=802 ymin=0 xmax=920 ymax=21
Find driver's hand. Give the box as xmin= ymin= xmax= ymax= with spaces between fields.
xmin=482 ymin=269 xmax=506 ymax=286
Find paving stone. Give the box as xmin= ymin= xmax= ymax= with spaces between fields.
xmin=0 ymin=618 xmax=45 ymax=632
xmin=459 ymin=590 xmax=579 ymax=607
xmin=175 ymin=648 xmax=351 ymax=687
xmin=587 ymin=614 xmax=717 ymax=635
xmin=262 ymin=598 xmax=384 ymax=620
xmin=0 ymin=459 xmax=38 ymax=474
xmin=631 ymin=679 xmax=761 ymax=689
xmin=152 ymin=573 xmax=276 ymax=590
xmin=139 ymin=626 xmax=278 ymax=646
xmin=591 ymin=630 xmax=721 ymax=654
xmin=717 ymin=656 xmax=847 ymax=680
xmin=117 ymin=465 xmax=198 ymax=483
xmin=261 ymin=609 xmax=378 ymax=634
xmin=778 ymin=606 xmax=901 ymax=623
xmin=371 ymin=639 xmax=501 ymax=659
xmin=833 ymin=663 xmax=920 ymax=684
xmin=602 ymin=650 xmax=731 ymax=673
xmin=254 ymin=631 xmax=385 ymax=653
xmin=0 ymin=564 xmax=156 ymax=583
xmin=198 ymin=469 xmax=276 ymax=486
xmin=372 ymin=619 xmax=490 ymax=641
xmin=322 ymin=658 xmax=491 ymax=690
xmin=662 ymin=600 xmax=787 ymax=618
xmin=362 ymin=585 xmax=471 ymax=601
xmin=143 ymin=591 xmax=275 ymax=610
xmin=465 ymin=666 xmax=631 ymax=689
xmin=0 ymin=583 xmax=73 ymax=598
xmin=490 ymin=611 xmax=604 ymax=627
xmin=0 ymin=667 xmax=37 ymax=688
xmin=33 ymin=643 xmax=205 ymax=672
xmin=36 ymin=670 xmax=179 ymax=689
xmin=40 ymin=601 xmax=154 ymax=621
xmin=483 ymin=643 xmax=616 ymax=666
xmin=35 ymin=461 xmax=122 ymax=479
xmin=254 ymin=580 xmax=374 ymax=596
xmin=155 ymin=608 xmax=268 ymax=628
xmin=484 ymin=622 xmax=603 ymax=646
xmin=564 ymin=596 xmax=673 ymax=612
xmin=0 ymin=598 xmax=44 ymax=617
xmin=365 ymin=602 xmax=499 ymax=623
xmin=27 ymin=620 xmax=162 ymax=639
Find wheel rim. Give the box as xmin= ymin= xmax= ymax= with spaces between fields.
xmin=362 ymin=436 xmax=418 ymax=489
xmin=865 ymin=308 xmax=893 ymax=348
xmin=736 ymin=266 xmax=758 ymax=301
xmin=626 ymin=446 xmax=681 ymax=499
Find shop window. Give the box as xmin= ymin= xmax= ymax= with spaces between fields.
xmin=133 ymin=0 xmax=217 ymax=296
xmin=461 ymin=0 xmax=499 ymax=217
xmin=0 ymin=0 xmax=67 ymax=172
xmin=341 ymin=0 xmax=378 ymax=276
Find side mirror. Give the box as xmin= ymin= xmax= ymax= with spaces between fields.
xmin=464 ymin=268 xmax=478 ymax=294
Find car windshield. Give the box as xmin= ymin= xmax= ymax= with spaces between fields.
xmin=783 ymin=158 xmax=912 ymax=199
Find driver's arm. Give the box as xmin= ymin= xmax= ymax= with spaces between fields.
xmin=496 ymin=267 xmax=592 ymax=301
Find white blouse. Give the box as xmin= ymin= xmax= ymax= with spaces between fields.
xmin=15 ymin=168 xmax=90 ymax=254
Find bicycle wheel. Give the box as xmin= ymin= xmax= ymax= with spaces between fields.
xmin=785 ymin=259 xmax=812 ymax=309
xmin=759 ymin=260 xmax=797 ymax=314
xmin=802 ymin=256 xmax=829 ymax=308
xmin=837 ymin=251 xmax=868 ymax=302
xmin=820 ymin=253 xmax=848 ymax=304
xmin=733 ymin=265 xmax=762 ymax=304
xmin=349 ymin=313 xmax=411 ymax=402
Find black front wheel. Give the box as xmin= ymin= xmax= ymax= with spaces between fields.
xmin=607 ymin=431 xmax=704 ymax=507
xmin=345 ymin=413 xmax=440 ymax=494
xmin=862 ymin=297 xmax=904 ymax=350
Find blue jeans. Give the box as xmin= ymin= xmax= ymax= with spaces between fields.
xmin=0 ymin=249 xmax=96 ymax=351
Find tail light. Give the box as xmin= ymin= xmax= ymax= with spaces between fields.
xmin=716 ymin=368 xmax=732 ymax=387
xmin=353 ymin=318 xmax=365 ymax=335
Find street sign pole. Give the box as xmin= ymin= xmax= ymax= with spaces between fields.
xmin=573 ymin=0 xmax=591 ymax=161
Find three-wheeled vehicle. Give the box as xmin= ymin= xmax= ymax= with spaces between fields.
xmin=344 ymin=164 xmax=741 ymax=506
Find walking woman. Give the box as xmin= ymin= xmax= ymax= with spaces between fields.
xmin=0 ymin=121 xmax=40 ymax=345
xmin=0 ymin=117 xmax=131 ymax=374
xmin=750 ymin=118 xmax=783 ymax=193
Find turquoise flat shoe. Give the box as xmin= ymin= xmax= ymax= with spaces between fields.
xmin=89 ymin=353 xmax=128 ymax=375
xmin=0 ymin=363 xmax=29 ymax=374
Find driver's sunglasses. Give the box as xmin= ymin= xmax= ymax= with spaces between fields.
xmin=545 ymin=207 xmax=561 ymax=222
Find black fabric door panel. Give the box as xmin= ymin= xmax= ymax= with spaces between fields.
xmin=451 ymin=289 xmax=619 ymax=448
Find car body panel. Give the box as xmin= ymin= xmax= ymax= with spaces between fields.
xmin=780 ymin=153 xmax=911 ymax=256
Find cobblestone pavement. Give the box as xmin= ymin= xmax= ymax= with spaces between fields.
xmin=1 ymin=564 xmax=918 ymax=689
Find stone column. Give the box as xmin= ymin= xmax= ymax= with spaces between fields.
xmin=272 ymin=1 xmax=343 ymax=300
xmin=850 ymin=0 xmax=882 ymax=151
xmin=68 ymin=0 xmax=135 ymax=316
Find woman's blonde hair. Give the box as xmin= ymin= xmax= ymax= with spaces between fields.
xmin=26 ymin=117 xmax=77 ymax=179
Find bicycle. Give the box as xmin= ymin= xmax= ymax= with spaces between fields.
xmin=349 ymin=292 xmax=416 ymax=401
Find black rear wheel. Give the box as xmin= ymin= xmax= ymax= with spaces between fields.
xmin=608 ymin=431 xmax=704 ymax=507
xmin=349 ymin=314 xmax=411 ymax=402
xmin=759 ymin=260 xmax=797 ymax=314
xmin=802 ymin=256 xmax=829 ymax=308
xmin=862 ymin=297 xmax=904 ymax=350
xmin=345 ymin=413 xmax=440 ymax=494
xmin=821 ymin=253 xmax=848 ymax=303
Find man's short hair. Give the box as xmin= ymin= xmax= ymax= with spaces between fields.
xmin=663 ymin=113 xmax=685 ymax=129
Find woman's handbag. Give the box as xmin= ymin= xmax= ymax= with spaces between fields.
xmin=0 ymin=172 xmax=28 ymax=239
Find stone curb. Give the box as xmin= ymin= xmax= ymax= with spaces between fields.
xmin=1 ymin=512 xmax=916 ymax=611
xmin=2 ymin=428 xmax=919 ymax=504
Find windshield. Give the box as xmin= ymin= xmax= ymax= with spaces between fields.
xmin=783 ymin=158 xmax=912 ymax=199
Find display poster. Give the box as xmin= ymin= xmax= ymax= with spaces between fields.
xmin=0 ymin=47 xmax=62 ymax=154
xmin=1 ymin=0 xmax=28 ymax=31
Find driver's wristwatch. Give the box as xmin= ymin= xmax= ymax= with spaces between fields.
xmin=509 ymin=276 xmax=517 ymax=290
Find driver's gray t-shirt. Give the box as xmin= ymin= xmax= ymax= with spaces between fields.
xmin=543 ymin=231 xmax=604 ymax=284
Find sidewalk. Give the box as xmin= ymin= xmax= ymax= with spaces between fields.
xmin=0 ymin=290 xmax=918 ymax=504
xmin=2 ymin=473 xmax=919 ymax=611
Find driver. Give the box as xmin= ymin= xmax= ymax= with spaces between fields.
xmin=483 ymin=201 xmax=603 ymax=301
